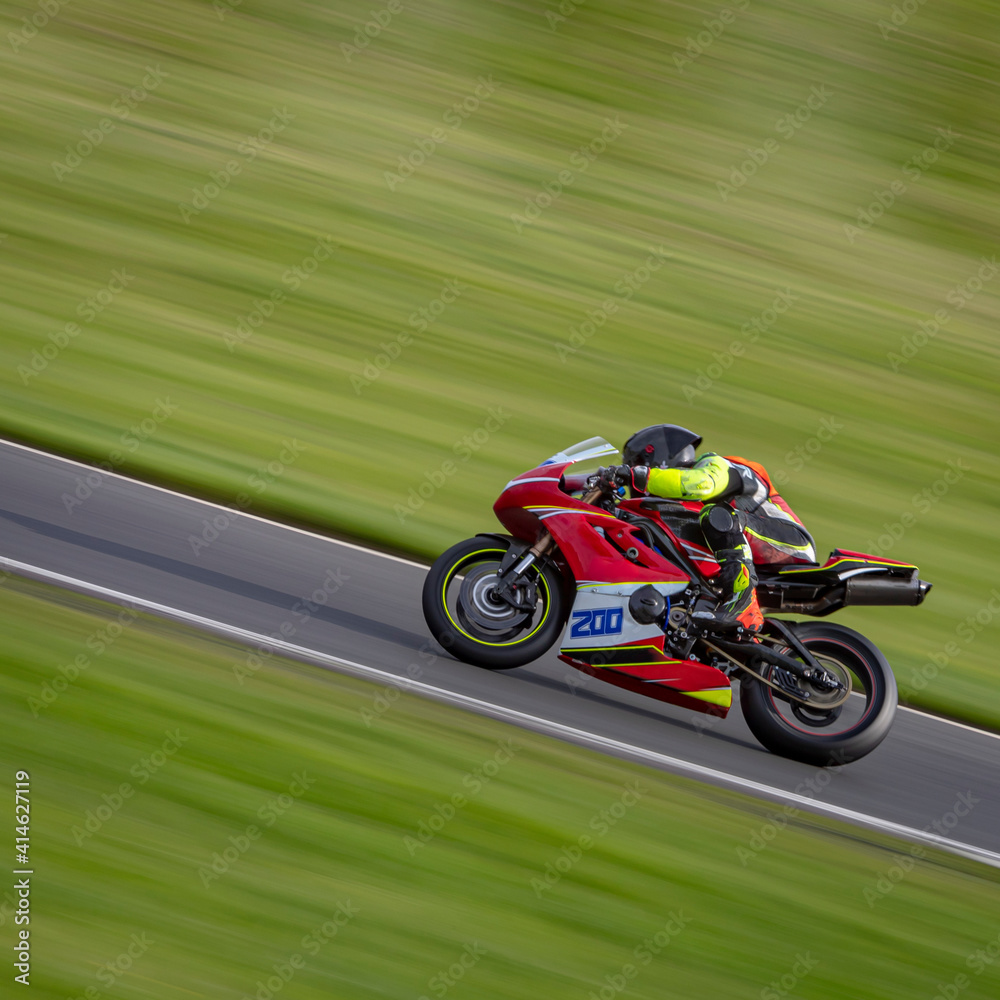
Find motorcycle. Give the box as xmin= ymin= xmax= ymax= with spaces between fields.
xmin=422 ymin=438 xmax=932 ymax=765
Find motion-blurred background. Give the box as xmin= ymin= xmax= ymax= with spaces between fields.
xmin=2 ymin=0 xmax=999 ymax=722
xmin=2 ymin=1 xmax=999 ymax=997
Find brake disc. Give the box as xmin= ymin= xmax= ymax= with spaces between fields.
xmin=457 ymin=564 xmax=531 ymax=633
xmin=793 ymin=657 xmax=852 ymax=711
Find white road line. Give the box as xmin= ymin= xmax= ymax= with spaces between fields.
xmin=3 ymin=437 xmax=998 ymax=743
xmin=0 ymin=437 xmax=427 ymax=569
xmin=3 ymin=554 xmax=999 ymax=871
xmin=892 ymin=705 xmax=1000 ymax=740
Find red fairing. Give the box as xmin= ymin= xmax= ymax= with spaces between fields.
xmin=493 ymin=461 xmax=730 ymax=716
xmin=557 ymin=654 xmax=731 ymax=718
xmin=494 ymin=464 xmax=687 ymax=585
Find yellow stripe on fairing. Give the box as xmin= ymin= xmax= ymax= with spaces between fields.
xmin=777 ymin=556 xmax=913 ymax=574
xmin=564 ymin=645 xmax=671 ymax=655
xmin=681 ymin=688 xmax=733 ymax=707
xmin=525 ymin=505 xmax=617 ymax=520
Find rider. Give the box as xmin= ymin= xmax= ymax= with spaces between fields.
xmin=602 ymin=424 xmax=817 ymax=633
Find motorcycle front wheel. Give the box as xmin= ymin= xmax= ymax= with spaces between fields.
xmin=739 ymin=621 xmax=897 ymax=765
xmin=422 ymin=536 xmax=567 ymax=669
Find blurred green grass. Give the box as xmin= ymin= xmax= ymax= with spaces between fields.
xmin=3 ymin=578 xmax=999 ymax=999
xmin=1 ymin=1 xmax=999 ymax=723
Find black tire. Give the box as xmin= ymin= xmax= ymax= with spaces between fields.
xmin=422 ymin=536 xmax=567 ymax=670
xmin=739 ymin=621 xmax=897 ymax=766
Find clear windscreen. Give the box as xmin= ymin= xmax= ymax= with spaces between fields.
xmin=541 ymin=437 xmax=620 ymax=471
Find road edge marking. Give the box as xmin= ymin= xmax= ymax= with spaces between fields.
xmin=0 ymin=436 xmax=427 ymax=569
xmin=4 ymin=555 xmax=999 ymax=870
xmin=3 ymin=437 xmax=997 ymax=741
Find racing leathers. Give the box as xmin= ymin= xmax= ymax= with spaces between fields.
xmin=630 ymin=454 xmax=816 ymax=631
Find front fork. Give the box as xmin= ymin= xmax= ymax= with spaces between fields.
xmin=492 ymin=532 xmax=554 ymax=612
xmin=494 ymin=486 xmax=601 ymax=611
xmin=507 ymin=531 xmax=554 ymax=576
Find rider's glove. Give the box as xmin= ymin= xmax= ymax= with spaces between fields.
xmin=599 ymin=465 xmax=649 ymax=492
xmin=596 ymin=466 xmax=619 ymax=488
xmin=597 ymin=465 xmax=628 ymax=489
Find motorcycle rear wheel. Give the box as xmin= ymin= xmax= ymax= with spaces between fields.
xmin=739 ymin=621 xmax=897 ymax=765
xmin=422 ymin=536 xmax=567 ymax=669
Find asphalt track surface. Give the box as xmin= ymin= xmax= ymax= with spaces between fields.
xmin=2 ymin=439 xmax=998 ymax=866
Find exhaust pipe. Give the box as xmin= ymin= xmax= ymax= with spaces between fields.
xmin=843 ymin=572 xmax=932 ymax=607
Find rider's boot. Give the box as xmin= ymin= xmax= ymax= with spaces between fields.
xmin=693 ymin=544 xmax=764 ymax=633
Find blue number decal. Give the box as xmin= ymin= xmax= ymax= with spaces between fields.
xmin=570 ymin=610 xmax=593 ymax=638
xmin=570 ymin=607 xmax=624 ymax=639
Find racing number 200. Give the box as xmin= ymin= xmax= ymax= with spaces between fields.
xmin=569 ymin=607 xmax=624 ymax=639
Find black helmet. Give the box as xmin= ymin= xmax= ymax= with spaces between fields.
xmin=623 ymin=424 xmax=702 ymax=468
